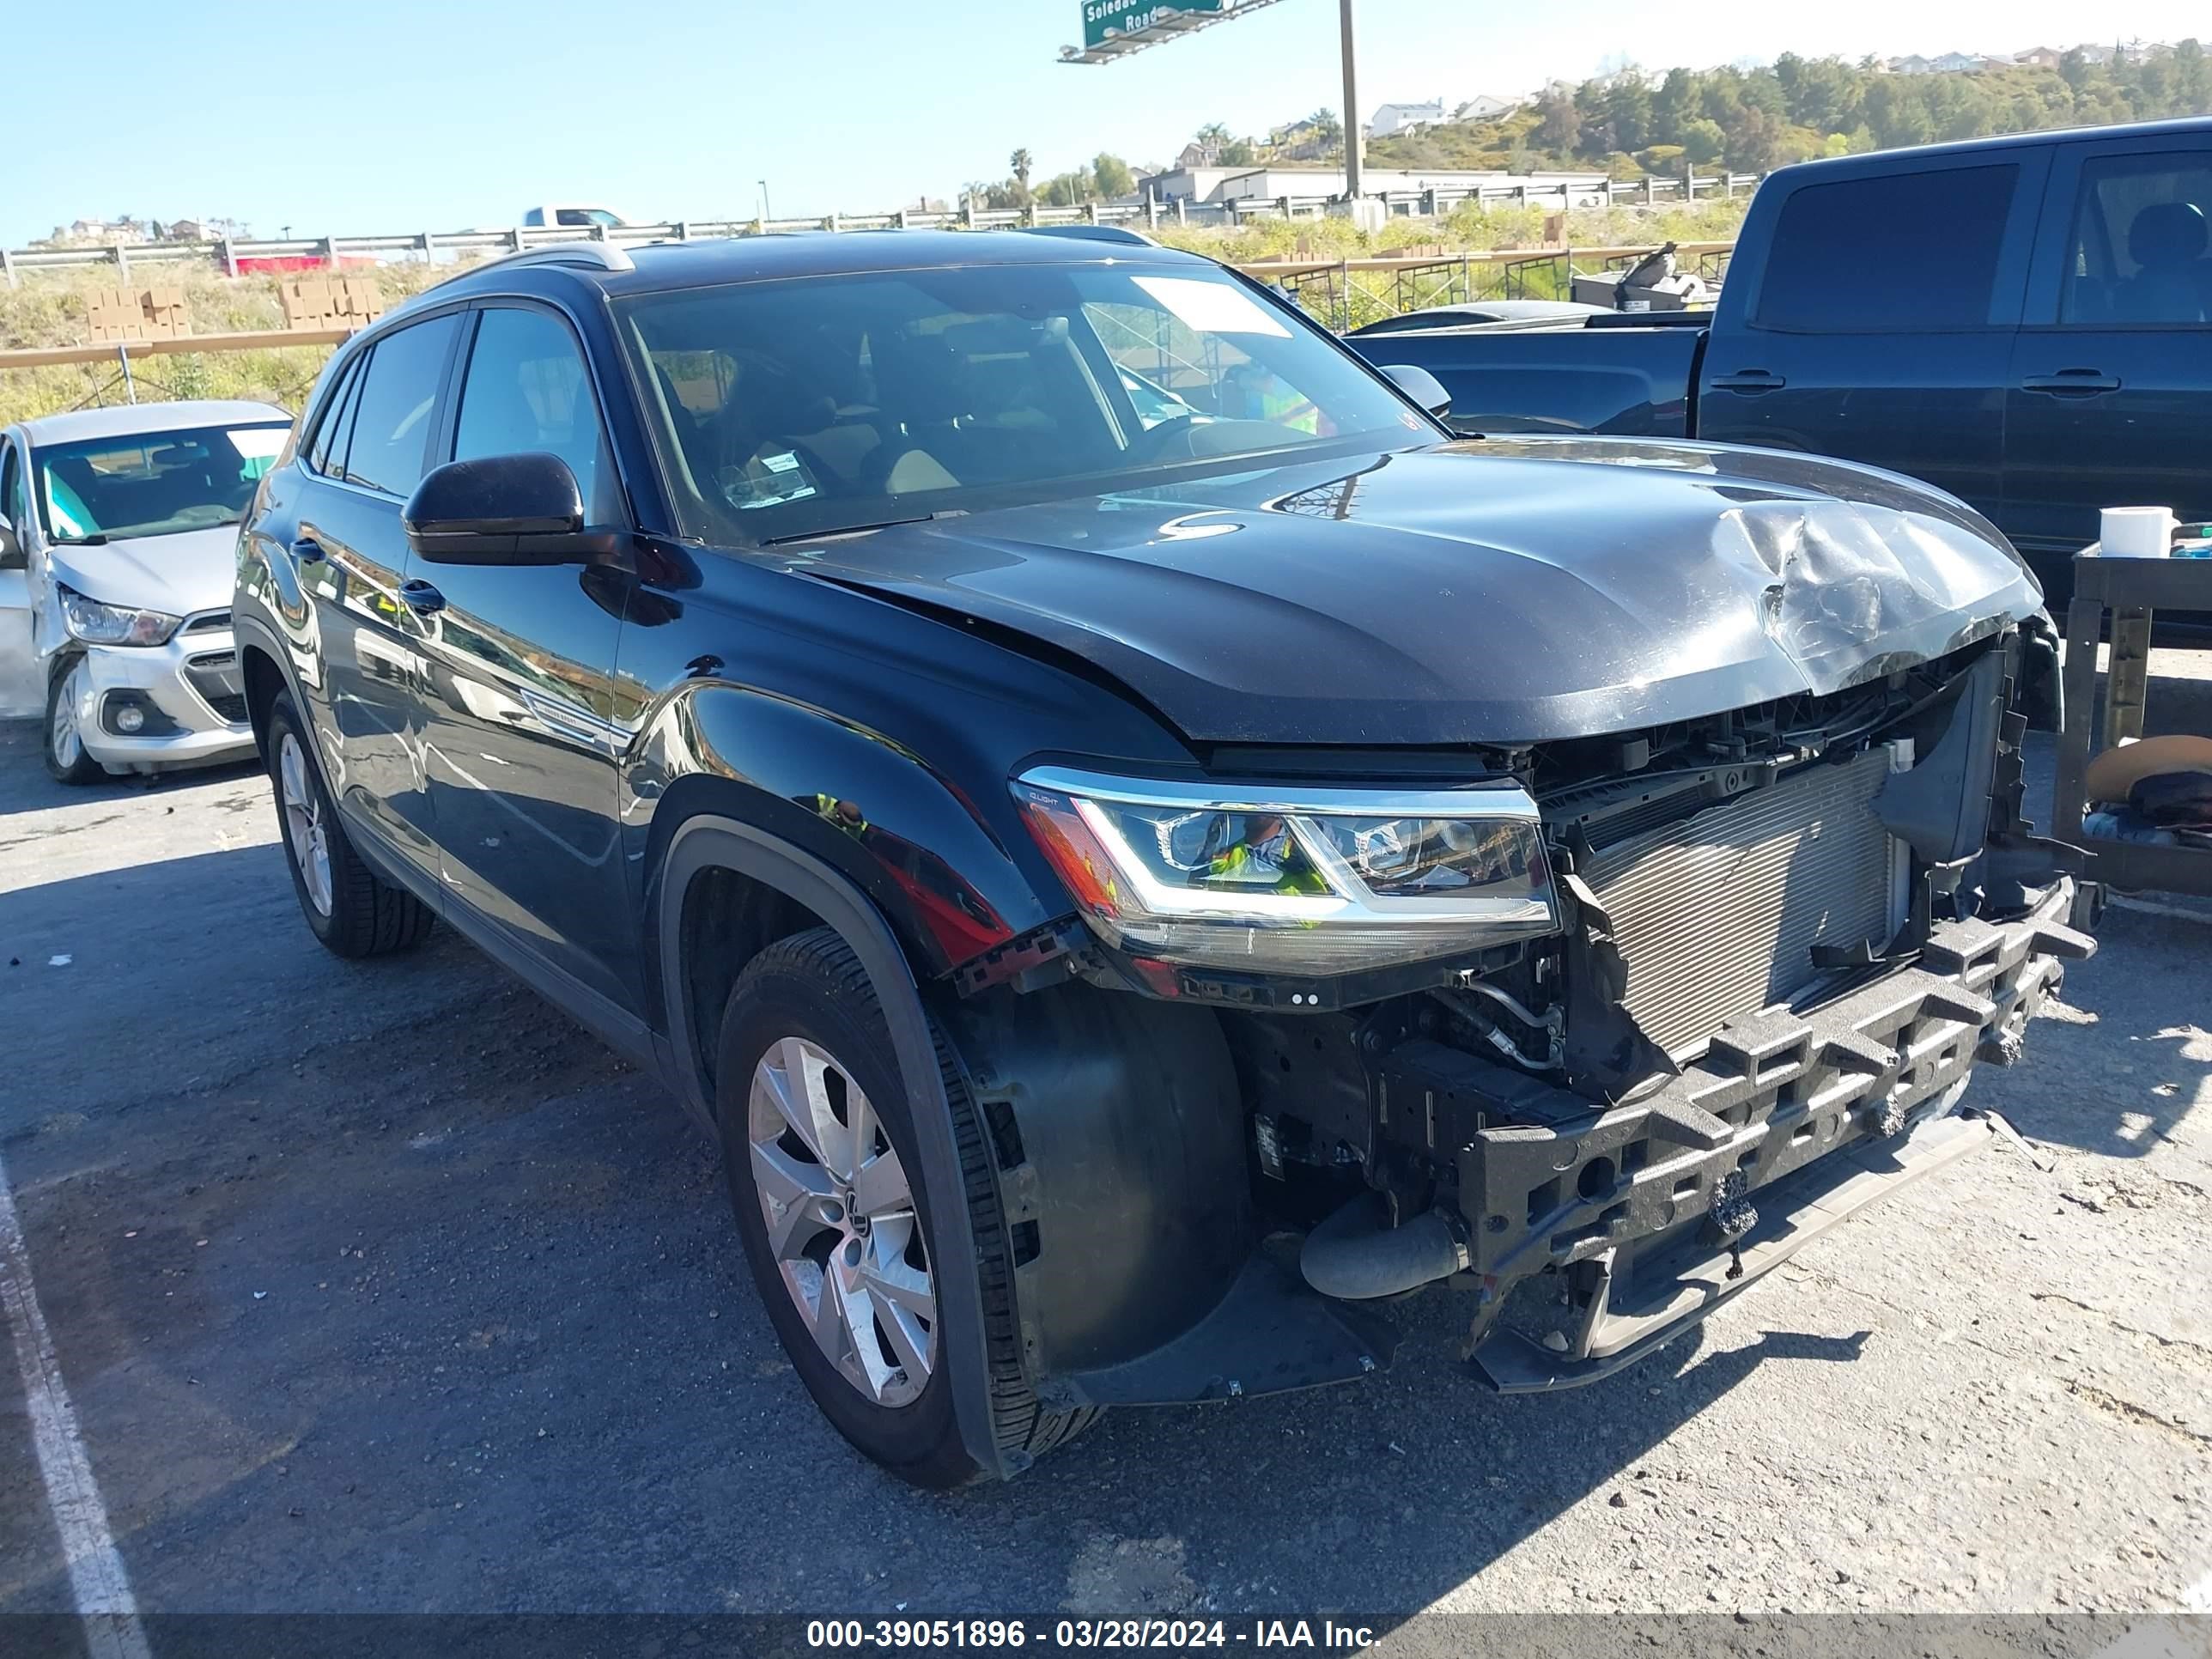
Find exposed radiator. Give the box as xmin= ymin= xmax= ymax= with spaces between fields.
xmin=1583 ymin=744 xmax=1907 ymax=1057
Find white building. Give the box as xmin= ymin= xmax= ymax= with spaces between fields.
xmin=1368 ymin=100 xmax=1447 ymax=138
xmin=1452 ymin=94 xmax=1522 ymax=122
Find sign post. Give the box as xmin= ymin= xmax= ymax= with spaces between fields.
xmin=1060 ymin=0 xmax=1365 ymax=215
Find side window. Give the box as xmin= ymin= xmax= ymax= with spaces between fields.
xmin=2060 ymin=152 xmax=2212 ymax=326
xmin=307 ymin=355 xmax=362 ymax=477
xmin=1756 ymin=165 xmax=2019 ymax=332
xmin=451 ymin=307 xmax=610 ymax=514
xmin=2 ymin=443 xmax=24 ymax=532
xmin=342 ymin=313 xmax=461 ymax=496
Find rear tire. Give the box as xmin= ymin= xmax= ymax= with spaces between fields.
xmin=716 ymin=927 xmax=1099 ymax=1486
xmin=265 ymin=692 xmax=434 ymax=958
xmin=43 ymin=656 xmax=103 ymax=785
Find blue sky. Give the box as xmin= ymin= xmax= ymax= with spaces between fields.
xmin=10 ymin=0 xmax=2207 ymax=244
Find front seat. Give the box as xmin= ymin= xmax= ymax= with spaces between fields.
xmin=2118 ymin=201 xmax=2209 ymax=324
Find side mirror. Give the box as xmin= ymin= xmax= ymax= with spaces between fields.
xmin=403 ymin=453 xmax=618 ymax=564
xmin=0 ymin=525 xmax=22 ymax=571
xmin=1379 ymin=363 xmax=1451 ymax=418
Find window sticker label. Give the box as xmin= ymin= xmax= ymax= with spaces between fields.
xmin=1133 ymin=276 xmax=1291 ymax=338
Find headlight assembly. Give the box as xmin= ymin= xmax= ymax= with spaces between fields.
xmin=59 ymin=586 xmax=180 ymax=647
xmin=1012 ymin=765 xmax=1557 ymax=975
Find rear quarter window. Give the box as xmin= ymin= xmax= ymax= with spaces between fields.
xmin=1754 ymin=164 xmax=2020 ymax=332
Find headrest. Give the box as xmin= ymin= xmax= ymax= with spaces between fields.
xmin=2129 ymin=201 xmax=2209 ymax=270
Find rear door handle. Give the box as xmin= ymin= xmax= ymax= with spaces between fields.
xmin=1711 ymin=370 xmax=1785 ymax=393
xmin=2021 ymin=369 xmax=2121 ymax=395
xmin=399 ymin=579 xmax=447 ymax=616
xmin=290 ymin=536 xmax=325 ymax=563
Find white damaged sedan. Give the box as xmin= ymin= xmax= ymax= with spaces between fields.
xmin=2 ymin=401 xmax=292 ymax=782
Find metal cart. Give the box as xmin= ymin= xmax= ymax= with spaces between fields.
xmin=2051 ymin=550 xmax=2212 ymax=899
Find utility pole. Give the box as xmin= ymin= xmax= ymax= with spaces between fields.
xmin=758 ymin=179 xmax=771 ymax=222
xmin=1338 ymin=0 xmax=1363 ymax=201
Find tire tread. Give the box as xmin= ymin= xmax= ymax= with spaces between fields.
xmin=744 ymin=930 xmax=1099 ymax=1481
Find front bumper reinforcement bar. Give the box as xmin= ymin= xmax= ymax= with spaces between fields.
xmin=1460 ymin=879 xmax=2094 ymax=1391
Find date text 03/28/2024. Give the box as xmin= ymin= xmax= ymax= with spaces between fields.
xmin=805 ymin=1619 xmax=1377 ymax=1650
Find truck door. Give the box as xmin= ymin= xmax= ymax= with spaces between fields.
xmin=1698 ymin=150 xmax=2045 ymax=521
xmin=2004 ymin=132 xmax=2212 ymax=595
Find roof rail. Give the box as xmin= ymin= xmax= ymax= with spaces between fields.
xmin=434 ymin=240 xmax=635 ymax=288
xmin=1014 ymin=223 xmax=1160 ymax=247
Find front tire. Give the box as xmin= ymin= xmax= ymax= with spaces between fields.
xmin=717 ymin=928 xmax=1098 ymax=1486
xmin=43 ymin=656 xmax=103 ymax=785
xmin=265 ymin=692 xmax=434 ymax=957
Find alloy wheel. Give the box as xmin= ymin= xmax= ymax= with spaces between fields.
xmin=278 ymin=731 xmax=334 ymax=917
xmin=51 ymin=660 xmax=88 ymax=770
xmin=747 ymin=1035 xmax=936 ymax=1407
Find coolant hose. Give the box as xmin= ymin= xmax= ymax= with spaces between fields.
xmin=1299 ymin=1192 xmax=1466 ymax=1300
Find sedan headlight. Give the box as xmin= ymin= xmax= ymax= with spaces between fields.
xmin=59 ymin=586 xmax=180 ymax=647
xmin=1013 ymin=765 xmax=1557 ymax=975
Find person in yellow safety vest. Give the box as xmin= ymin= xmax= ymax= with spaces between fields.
xmin=1205 ymin=814 xmax=1330 ymax=896
xmin=813 ymin=793 xmax=869 ymax=842
xmin=1224 ymin=363 xmax=1323 ymax=436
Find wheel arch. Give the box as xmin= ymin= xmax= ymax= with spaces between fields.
xmin=240 ymin=640 xmax=286 ymax=760
xmin=655 ymin=812 xmax=1010 ymax=1480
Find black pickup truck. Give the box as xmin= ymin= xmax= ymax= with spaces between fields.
xmin=1348 ymin=118 xmax=2212 ymax=600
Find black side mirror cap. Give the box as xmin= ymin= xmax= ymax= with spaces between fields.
xmin=1378 ymin=363 xmax=1452 ymax=418
xmin=403 ymin=453 xmax=620 ymax=564
xmin=0 ymin=524 xmax=22 ymax=570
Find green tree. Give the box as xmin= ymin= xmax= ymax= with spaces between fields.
xmin=1532 ymin=82 xmax=1582 ymax=155
xmin=1219 ymin=137 xmax=1257 ymax=166
xmin=1604 ymin=76 xmax=1654 ymax=154
xmin=1092 ymin=153 xmax=1134 ymax=198
xmin=1650 ymin=67 xmax=1699 ymax=145
xmin=2176 ymin=40 xmax=2209 ymax=108
xmin=1678 ymin=118 xmax=1726 ymax=167
xmin=1722 ymin=104 xmax=1786 ymax=173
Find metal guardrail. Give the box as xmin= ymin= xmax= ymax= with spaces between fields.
xmin=1 ymin=175 xmax=1762 ymax=285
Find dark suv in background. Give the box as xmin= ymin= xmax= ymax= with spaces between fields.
xmin=235 ymin=231 xmax=2091 ymax=1486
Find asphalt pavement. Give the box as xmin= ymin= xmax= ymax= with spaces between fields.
xmin=0 ymin=656 xmax=2208 ymax=1635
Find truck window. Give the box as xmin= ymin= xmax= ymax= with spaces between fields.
xmin=2060 ymin=153 xmax=2212 ymax=326
xmin=1755 ymin=165 xmax=2019 ymax=332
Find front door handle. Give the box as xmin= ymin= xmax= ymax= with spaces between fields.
xmin=1711 ymin=369 xmax=1786 ymax=393
xmin=399 ymin=579 xmax=447 ymax=616
xmin=290 ymin=536 xmax=325 ymax=563
xmin=2021 ymin=369 xmax=2121 ymax=396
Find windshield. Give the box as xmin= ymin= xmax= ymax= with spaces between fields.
xmin=615 ymin=263 xmax=1431 ymax=544
xmin=35 ymin=423 xmax=290 ymax=542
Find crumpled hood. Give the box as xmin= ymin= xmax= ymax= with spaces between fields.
xmin=802 ymin=436 xmax=2044 ymax=746
xmin=46 ymin=525 xmax=240 ymax=622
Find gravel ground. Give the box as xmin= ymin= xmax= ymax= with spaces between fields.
xmin=0 ymin=653 xmax=2208 ymax=1634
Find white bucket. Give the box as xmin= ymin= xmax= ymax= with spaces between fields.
xmin=2099 ymin=505 xmax=2176 ymax=558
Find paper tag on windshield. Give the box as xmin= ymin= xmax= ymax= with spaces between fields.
xmin=1133 ymin=276 xmax=1291 ymax=338
xmin=761 ymin=451 xmax=801 ymax=474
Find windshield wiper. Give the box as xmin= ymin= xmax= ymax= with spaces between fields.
xmin=759 ymin=513 xmax=939 ymax=548
xmin=52 ymin=533 xmax=108 ymax=546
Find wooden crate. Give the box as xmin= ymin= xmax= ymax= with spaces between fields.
xmin=278 ymin=275 xmax=385 ymax=332
xmin=85 ymin=286 xmax=192 ymax=342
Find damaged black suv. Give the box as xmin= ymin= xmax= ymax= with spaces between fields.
xmin=234 ymin=230 xmax=2093 ymax=1486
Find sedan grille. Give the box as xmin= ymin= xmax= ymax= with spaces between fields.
xmin=1583 ymin=745 xmax=1906 ymax=1056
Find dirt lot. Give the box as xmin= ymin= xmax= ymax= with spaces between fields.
xmin=1 ymin=657 xmax=2209 ymax=1636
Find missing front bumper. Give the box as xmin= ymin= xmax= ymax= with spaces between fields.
xmin=1450 ymin=879 xmax=2093 ymax=1390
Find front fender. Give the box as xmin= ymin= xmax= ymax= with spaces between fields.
xmin=630 ymin=680 xmax=1064 ymax=994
